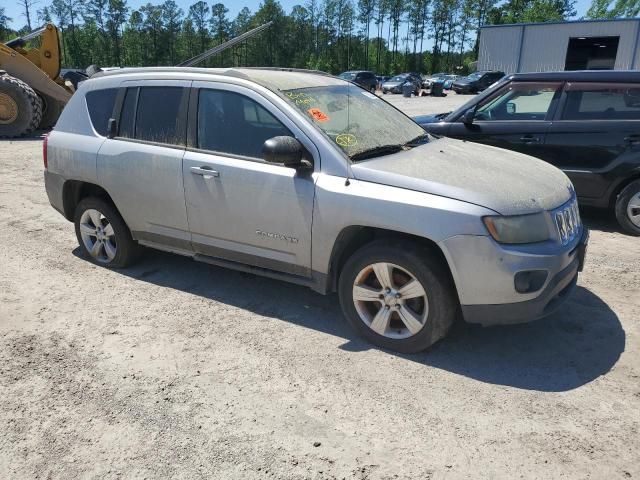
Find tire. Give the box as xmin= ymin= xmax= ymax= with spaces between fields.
xmin=614 ymin=179 xmax=640 ymax=236
xmin=338 ymin=239 xmax=458 ymax=353
xmin=0 ymin=74 xmax=43 ymax=138
xmin=38 ymin=94 xmax=63 ymax=129
xmin=74 ymin=197 xmax=140 ymax=268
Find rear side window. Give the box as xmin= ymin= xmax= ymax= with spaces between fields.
xmin=117 ymin=86 xmax=186 ymax=145
xmin=562 ymin=84 xmax=640 ymax=121
xmin=135 ymin=87 xmax=186 ymax=145
xmin=197 ymin=89 xmax=291 ymax=159
xmin=85 ymin=88 xmax=117 ymax=136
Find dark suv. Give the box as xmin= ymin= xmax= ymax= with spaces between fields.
xmin=338 ymin=70 xmax=378 ymax=92
xmin=452 ymin=71 xmax=504 ymax=94
xmin=415 ymin=70 xmax=640 ymax=235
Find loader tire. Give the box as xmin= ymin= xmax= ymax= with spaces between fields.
xmin=0 ymin=74 xmax=43 ymax=138
xmin=39 ymin=94 xmax=62 ymax=129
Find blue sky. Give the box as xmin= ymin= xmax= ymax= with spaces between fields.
xmin=5 ymin=0 xmax=594 ymax=38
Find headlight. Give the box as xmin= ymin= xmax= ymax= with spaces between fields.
xmin=483 ymin=213 xmax=550 ymax=244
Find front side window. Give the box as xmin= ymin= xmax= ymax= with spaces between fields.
xmin=561 ymin=84 xmax=640 ymax=121
xmin=85 ymin=88 xmax=118 ymax=136
xmin=474 ymin=83 xmax=561 ymax=121
xmin=197 ymin=89 xmax=291 ymax=158
xmin=283 ymin=84 xmax=426 ymax=161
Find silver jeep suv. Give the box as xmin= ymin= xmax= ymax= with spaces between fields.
xmin=44 ymin=67 xmax=588 ymax=353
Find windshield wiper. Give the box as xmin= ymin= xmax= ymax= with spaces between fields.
xmin=403 ymin=133 xmax=430 ymax=147
xmin=350 ymin=144 xmax=404 ymax=161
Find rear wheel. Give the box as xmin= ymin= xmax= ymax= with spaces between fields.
xmin=0 ymin=74 xmax=43 ymax=138
xmin=338 ymin=240 xmax=458 ymax=353
xmin=38 ymin=94 xmax=63 ymax=129
xmin=615 ymin=179 xmax=640 ymax=236
xmin=74 ymin=197 xmax=140 ymax=268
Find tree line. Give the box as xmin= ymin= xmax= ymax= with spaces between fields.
xmin=0 ymin=0 xmax=637 ymax=76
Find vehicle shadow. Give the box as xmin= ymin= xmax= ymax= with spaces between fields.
xmin=81 ymin=247 xmax=625 ymax=393
xmin=580 ymin=206 xmax=623 ymax=234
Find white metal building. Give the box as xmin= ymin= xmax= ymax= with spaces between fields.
xmin=478 ymin=18 xmax=640 ymax=74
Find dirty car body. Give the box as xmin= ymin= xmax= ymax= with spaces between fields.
xmin=44 ymin=67 xmax=588 ymax=352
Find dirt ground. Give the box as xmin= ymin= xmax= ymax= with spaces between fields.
xmin=1 ymin=93 xmax=639 ymax=479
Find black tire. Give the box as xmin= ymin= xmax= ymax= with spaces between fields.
xmin=74 ymin=197 xmax=140 ymax=268
xmin=0 ymin=74 xmax=43 ymax=138
xmin=338 ymin=239 xmax=458 ymax=353
xmin=614 ymin=179 xmax=640 ymax=236
xmin=38 ymin=94 xmax=63 ymax=129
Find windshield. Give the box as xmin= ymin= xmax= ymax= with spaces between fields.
xmin=467 ymin=72 xmax=483 ymax=80
xmin=283 ymin=84 xmax=426 ymax=161
xmin=388 ymin=75 xmax=407 ymax=82
xmin=339 ymin=72 xmax=356 ymax=80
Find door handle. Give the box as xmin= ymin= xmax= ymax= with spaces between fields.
xmin=190 ymin=166 xmax=220 ymax=177
xmin=624 ymin=135 xmax=640 ymax=144
xmin=519 ymin=135 xmax=540 ymax=143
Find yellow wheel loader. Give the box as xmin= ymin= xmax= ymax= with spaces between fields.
xmin=0 ymin=24 xmax=73 ymax=138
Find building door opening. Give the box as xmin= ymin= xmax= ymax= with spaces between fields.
xmin=565 ymin=36 xmax=619 ymax=70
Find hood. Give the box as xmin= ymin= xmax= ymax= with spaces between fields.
xmin=413 ymin=113 xmax=449 ymax=126
xmin=350 ymin=137 xmax=574 ymax=216
xmin=383 ymin=81 xmax=404 ymax=87
xmin=454 ymin=78 xmax=474 ymax=86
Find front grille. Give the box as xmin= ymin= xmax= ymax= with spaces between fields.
xmin=554 ymin=197 xmax=581 ymax=246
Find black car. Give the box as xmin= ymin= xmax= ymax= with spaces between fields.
xmin=338 ymin=70 xmax=378 ymax=92
xmin=452 ymin=71 xmax=504 ymax=94
xmin=414 ymin=70 xmax=640 ymax=235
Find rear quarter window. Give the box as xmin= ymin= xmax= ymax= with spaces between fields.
xmin=85 ymin=88 xmax=118 ymax=136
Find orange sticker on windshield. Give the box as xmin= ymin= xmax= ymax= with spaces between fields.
xmin=308 ymin=108 xmax=329 ymax=122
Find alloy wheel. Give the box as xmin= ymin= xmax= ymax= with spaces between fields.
xmin=352 ymin=262 xmax=429 ymax=339
xmin=627 ymin=192 xmax=640 ymax=228
xmin=79 ymin=208 xmax=117 ymax=263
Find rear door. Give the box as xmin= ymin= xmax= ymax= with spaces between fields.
xmin=96 ymin=80 xmax=191 ymax=250
xmin=446 ymin=81 xmax=563 ymax=160
xmin=545 ymin=82 xmax=640 ymax=202
xmin=182 ymin=82 xmax=317 ymax=277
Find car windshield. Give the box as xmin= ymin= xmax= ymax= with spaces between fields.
xmin=467 ymin=72 xmax=483 ymax=80
xmin=282 ymin=84 xmax=427 ymax=161
xmin=389 ymin=75 xmax=407 ymax=82
xmin=339 ymin=72 xmax=356 ymax=80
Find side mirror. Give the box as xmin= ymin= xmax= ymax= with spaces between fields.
xmin=262 ymin=136 xmax=311 ymax=170
xmin=462 ymin=108 xmax=475 ymax=125
xmin=506 ymin=101 xmax=516 ymax=114
xmin=107 ymin=118 xmax=117 ymax=138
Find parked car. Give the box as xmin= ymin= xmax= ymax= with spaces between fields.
xmin=44 ymin=67 xmax=588 ymax=353
xmin=376 ymin=75 xmax=390 ymax=89
xmin=452 ymin=71 xmax=504 ymax=94
xmin=381 ymin=73 xmax=422 ymax=94
xmin=442 ymin=75 xmax=460 ymax=90
xmin=414 ymin=70 xmax=640 ymax=235
xmin=422 ymin=72 xmax=448 ymax=89
xmin=338 ymin=70 xmax=378 ymax=92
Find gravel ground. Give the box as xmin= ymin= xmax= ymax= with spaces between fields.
xmin=1 ymin=93 xmax=639 ymax=480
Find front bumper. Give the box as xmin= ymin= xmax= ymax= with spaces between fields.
xmin=440 ymin=228 xmax=589 ymax=326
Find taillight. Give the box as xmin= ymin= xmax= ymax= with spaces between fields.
xmin=43 ymin=134 xmax=48 ymax=169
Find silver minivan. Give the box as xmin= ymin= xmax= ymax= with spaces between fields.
xmin=44 ymin=67 xmax=588 ymax=353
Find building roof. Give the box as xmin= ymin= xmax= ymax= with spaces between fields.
xmin=480 ymin=17 xmax=640 ymax=30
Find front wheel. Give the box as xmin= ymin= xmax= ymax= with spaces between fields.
xmin=338 ymin=240 xmax=458 ymax=353
xmin=74 ymin=197 xmax=140 ymax=267
xmin=615 ymin=179 xmax=640 ymax=236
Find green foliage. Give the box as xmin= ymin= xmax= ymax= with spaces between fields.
xmin=2 ymin=0 xmax=635 ymax=73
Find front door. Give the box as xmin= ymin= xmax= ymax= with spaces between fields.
xmin=545 ymin=82 xmax=640 ymax=202
xmin=447 ymin=82 xmax=563 ymax=161
xmin=97 ymin=81 xmax=191 ymax=249
xmin=182 ymin=83 xmax=316 ymax=277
